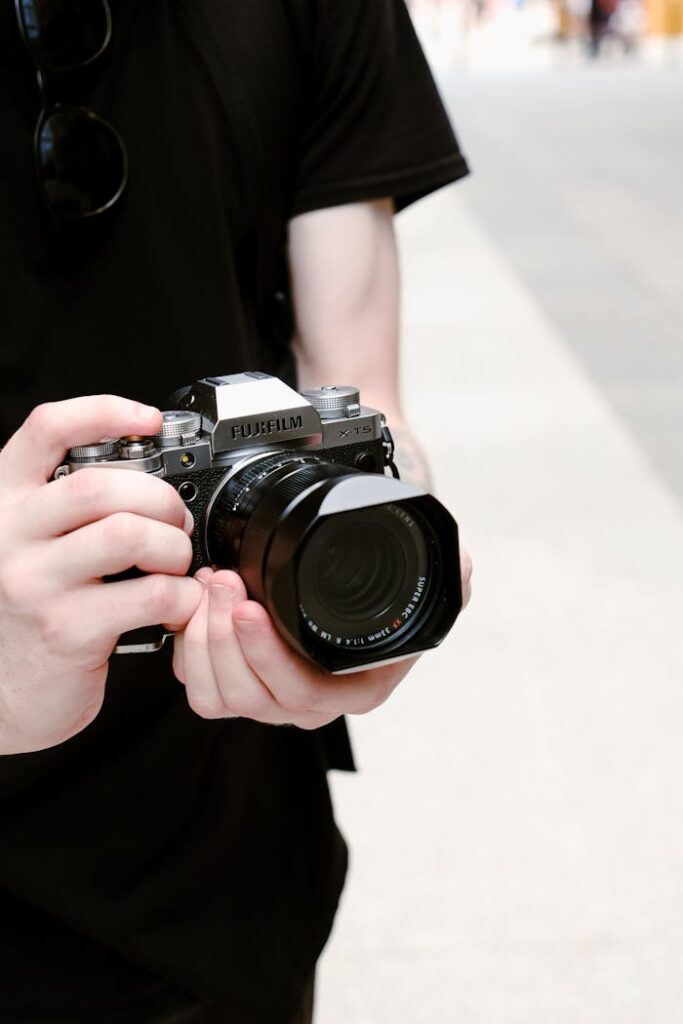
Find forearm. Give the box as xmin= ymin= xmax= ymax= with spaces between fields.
xmin=290 ymin=201 xmax=403 ymax=412
xmin=288 ymin=200 xmax=433 ymax=490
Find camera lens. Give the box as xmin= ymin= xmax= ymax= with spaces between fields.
xmin=206 ymin=452 xmax=459 ymax=671
xmin=308 ymin=517 xmax=406 ymax=620
xmin=297 ymin=506 xmax=431 ymax=648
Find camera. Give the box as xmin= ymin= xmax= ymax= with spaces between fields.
xmin=56 ymin=373 xmax=462 ymax=673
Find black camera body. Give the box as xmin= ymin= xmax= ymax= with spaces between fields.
xmin=56 ymin=373 xmax=462 ymax=673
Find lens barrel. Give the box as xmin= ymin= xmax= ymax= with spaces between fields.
xmin=207 ymin=453 xmax=461 ymax=672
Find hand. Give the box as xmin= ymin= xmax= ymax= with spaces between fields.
xmin=174 ymin=548 xmax=472 ymax=727
xmin=0 ymin=396 xmax=204 ymax=755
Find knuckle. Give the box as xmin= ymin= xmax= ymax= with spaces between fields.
xmin=145 ymin=574 xmax=175 ymax=617
xmin=102 ymin=511 xmax=144 ymax=553
xmin=67 ymin=467 xmax=106 ymax=504
xmin=0 ymin=560 xmax=30 ymax=607
xmin=98 ymin=393 xmax=125 ymax=420
xmin=38 ymin=606 xmax=75 ymax=653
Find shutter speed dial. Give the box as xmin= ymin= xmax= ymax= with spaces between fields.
xmin=300 ymin=385 xmax=361 ymax=419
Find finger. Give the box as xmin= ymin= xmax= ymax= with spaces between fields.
xmin=206 ymin=573 xmax=286 ymax=721
xmin=460 ymin=546 xmax=473 ymax=609
xmin=0 ymin=395 xmax=162 ymax=492
xmin=205 ymin=571 xmax=329 ymax=726
xmin=79 ymin=574 xmax=203 ymax=650
xmin=172 ymin=631 xmax=187 ymax=685
xmin=181 ymin=584 xmax=229 ymax=719
xmin=25 ymin=468 xmax=193 ymax=540
xmin=208 ymin=581 xmax=333 ymax=728
xmin=171 ymin=568 xmax=215 ymax=684
xmin=169 ymin=565 xmax=214 ymax=684
xmin=232 ymin=600 xmax=411 ymax=716
xmin=46 ymin=513 xmax=193 ymax=586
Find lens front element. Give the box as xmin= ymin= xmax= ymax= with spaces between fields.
xmin=298 ymin=505 xmax=432 ymax=650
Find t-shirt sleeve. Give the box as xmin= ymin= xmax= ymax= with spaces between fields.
xmin=288 ymin=0 xmax=469 ymax=217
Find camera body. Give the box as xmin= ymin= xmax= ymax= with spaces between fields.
xmin=56 ymin=373 xmax=462 ymax=673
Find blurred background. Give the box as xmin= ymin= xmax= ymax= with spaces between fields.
xmin=317 ymin=2 xmax=683 ymax=1021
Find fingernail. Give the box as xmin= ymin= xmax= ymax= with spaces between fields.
xmin=211 ymin=583 xmax=237 ymax=602
xmin=136 ymin=403 xmax=160 ymax=421
xmin=183 ymin=509 xmax=194 ymax=535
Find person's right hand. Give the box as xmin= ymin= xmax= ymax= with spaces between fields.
xmin=0 ymin=396 xmax=203 ymax=756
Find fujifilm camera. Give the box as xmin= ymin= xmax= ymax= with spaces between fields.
xmin=56 ymin=373 xmax=462 ymax=673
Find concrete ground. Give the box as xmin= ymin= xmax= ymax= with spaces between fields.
xmin=316 ymin=16 xmax=683 ymax=1024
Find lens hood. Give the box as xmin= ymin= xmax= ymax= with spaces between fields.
xmin=208 ymin=456 xmax=462 ymax=673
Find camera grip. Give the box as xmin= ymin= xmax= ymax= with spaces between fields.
xmin=115 ymin=624 xmax=169 ymax=654
xmin=104 ymin=568 xmax=170 ymax=654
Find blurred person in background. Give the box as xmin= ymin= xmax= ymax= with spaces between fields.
xmin=588 ymin=0 xmax=644 ymax=54
xmin=588 ymin=0 xmax=621 ymax=53
xmin=0 ymin=1 xmax=471 ymax=1023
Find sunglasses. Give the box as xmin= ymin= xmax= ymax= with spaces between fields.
xmin=14 ymin=0 xmax=128 ymax=222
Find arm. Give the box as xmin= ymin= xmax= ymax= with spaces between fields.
xmin=289 ymin=199 xmax=433 ymax=490
xmin=172 ymin=201 xmax=472 ymax=727
xmin=0 ymin=398 xmax=201 ymax=754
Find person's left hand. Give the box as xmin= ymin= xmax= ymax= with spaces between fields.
xmin=173 ymin=548 xmax=472 ymax=727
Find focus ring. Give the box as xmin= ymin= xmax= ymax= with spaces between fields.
xmin=207 ymin=455 xmax=317 ymax=594
xmin=207 ymin=456 xmax=352 ymax=603
xmin=225 ymin=453 xmax=318 ymax=510
xmin=239 ymin=464 xmax=352 ymax=599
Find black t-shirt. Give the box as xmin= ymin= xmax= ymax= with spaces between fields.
xmin=0 ymin=1 xmax=468 ymax=1021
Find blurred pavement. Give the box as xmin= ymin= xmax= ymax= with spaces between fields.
xmin=316 ymin=27 xmax=683 ymax=1024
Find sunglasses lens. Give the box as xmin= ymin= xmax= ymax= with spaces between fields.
xmin=17 ymin=0 xmax=110 ymax=72
xmin=36 ymin=106 xmax=126 ymax=219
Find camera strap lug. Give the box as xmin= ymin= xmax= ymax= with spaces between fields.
xmin=381 ymin=422 xmax=400 ymax=479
